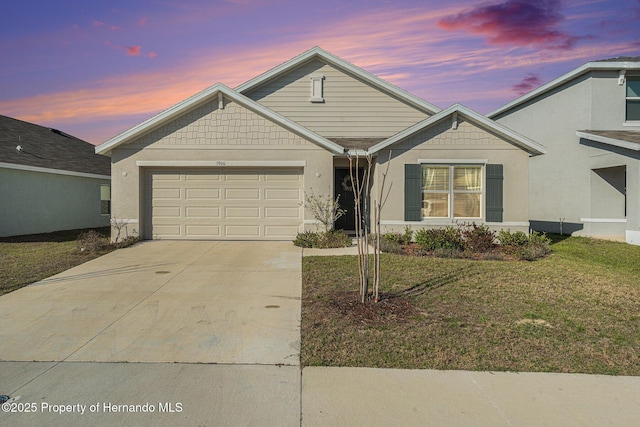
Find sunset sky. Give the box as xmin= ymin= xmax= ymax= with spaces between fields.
xmin=1 ymin=0 xmax=639 ymax=145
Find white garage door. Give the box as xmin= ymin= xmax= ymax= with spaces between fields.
xmin=147 ymin=169 xmax=303 ymax=240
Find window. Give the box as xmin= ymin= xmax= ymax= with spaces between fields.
xmin=627 ymin=76 xmax=640 ymax=121
xmin=421 ymin=165 xmax=482 ymax=218
xmin=100 ymin=184 xmax=111 ymax=215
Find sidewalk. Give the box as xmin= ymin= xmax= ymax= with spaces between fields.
xmin=301 ymin=367 xmax=640 ymax=426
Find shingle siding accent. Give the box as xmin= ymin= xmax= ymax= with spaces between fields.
xmin=393 ymin=119 xmax=509 ymax=151
xmin=133 ymin=100 xmax=310 ymax=147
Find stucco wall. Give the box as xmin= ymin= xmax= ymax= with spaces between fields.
xmin=0 ymin=168 xmax=110 ymax=237
xmin=495 ymin=70 xmax=640 ymax=241
xmin=109 ymin=98 xmax=335 ymax=240
xmin=368 ymin=118 xmax=530 ymax=234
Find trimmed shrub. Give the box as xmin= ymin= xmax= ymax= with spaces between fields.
xmin=415 ymin=227 xmax=464 ymax=251
xmin=112 ymin=236 xmax=141 ymax=249
xmin=379 ymin=237 xmax=404 ymax=254
xmin=318 ymin=230 xmax=352 ymax=248
xmin=76 ymin=230 xmax=110 ymax=253
xmin=460 ymin=223 xmax=496 ymax=253
xmin=382 ymin=232 xmax=403 ymax=245
xmin=497 ymin=230 xmax=529 ymax=247
xmin=401 ymin=225 xmax=413 ymax=244
xmin=293 ymin=231 xmax=321 ymax=248
xmin=499 ymin=230 xmax=552 ymax=261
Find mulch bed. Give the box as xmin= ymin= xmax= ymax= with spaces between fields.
xmin=326 ymin=291 xmax=419 ymax=326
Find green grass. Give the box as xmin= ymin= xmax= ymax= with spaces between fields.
xmin=301 ymin=236 xmax=640 ymax=375
xmin=0 ymin=228 xmax=112 ymax=295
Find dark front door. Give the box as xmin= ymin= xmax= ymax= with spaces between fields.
xmin=334 ymin=168 xmax=363 ymax=231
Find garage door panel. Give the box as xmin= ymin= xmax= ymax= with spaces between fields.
xmin=225 ymin=188 xmax=260 ymax=200
xmin=225 ymin=172 xmax=260 ymax=181
xmin=185 ymin=207 xmax=220 ymax=218
xmin=153 ymin=188 xmax=181 ymax=199
xmin=265 ymin=171 xmax=301 ymax=181
xmin=185 ymin=225 xmax=221 ymax=237
xmin=152 ymin=225 xmax=182 ymax=237
xmin=185 ymin=172 xmax=220 ymax=181
xmin=149 ymin=168 xmax=302 ymax=240
xmin=153 ymin=206 xmax=182 ymax=218
xmin=265 ymin=188 xmax=300 ymax=200
xmin=186 ymin=188 xmax=220 ymax=200
xmin=265 ymin=207 xmax=300 ymax=218
xmin=225 ymin=207 xmax=260 ymax=218
xmin=225 ymin=225 xmax=261 ymax=237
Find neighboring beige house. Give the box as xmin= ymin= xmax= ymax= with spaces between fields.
xmin=490 ymin=57 xmax=640 ymax=245
xmin=0 ymin=115 xmax=111 ymax=237
xmin=95 ymin=47 xmax=545 ymax=241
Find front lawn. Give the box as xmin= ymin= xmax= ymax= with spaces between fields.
xmin=301 ymin=236 xmax=640 ymax=375
xmin=0 ymin=228 xmax=112 ymax=296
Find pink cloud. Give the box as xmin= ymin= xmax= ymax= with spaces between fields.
xmin=147 ymin=51 xmax=158 ymax=58
xmin=511 ymin=73 xmax=542 ymax=95
xmin=438 ymin=0 xmax=581 ymax=50
xmin=126 ymin=45 xmax=141 ymax=56
xmin=93 ymin=20 xmax=119 ymax=31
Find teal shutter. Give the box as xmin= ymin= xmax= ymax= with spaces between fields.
xmin=405 ymin=164 xmax=422 ymax=221
xmin=485 ymin=164 xmax=503 ymax=222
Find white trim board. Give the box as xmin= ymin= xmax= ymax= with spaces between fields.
xmin=0 ymin=162 xmax=111 ymax=180
xmin=380 ymin=220 xmax=530 ymax=227
xmin=580 ymin=218 xmax=627 ymax=223
xmin=136 ymin=160 xmax=306 ymax=168
xmin=418 ymin=159 xmax=488 ymax=164
xmin=576 ymin=131 xmax=640 ymax=151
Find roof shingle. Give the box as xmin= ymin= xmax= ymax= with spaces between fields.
xmin=0 ymin=115 xmax=110 ymax=176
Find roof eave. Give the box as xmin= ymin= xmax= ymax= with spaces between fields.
xmin=235 ymin=46 xmax=441 ymax=115
xmin=489 ymin=61 xmax=640 ymax=119
xmin=369 ymin=104 xmax=546 ymax=156
xmin=95 ymin=83 xmax=345 ymax=155
xmin=576 ymin=131 xmax=640 ymax=151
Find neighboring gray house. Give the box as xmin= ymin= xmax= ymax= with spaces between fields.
xmin=490 ymin=58 xmax=640 ymax=245
xmin=95 ymin=47 xmax=544 ymax=241
xmin=0 ymin=115 xmax=111 ymax=237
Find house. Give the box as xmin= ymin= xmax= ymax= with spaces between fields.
xmin=95 ymin=47 xmax=544 ymax=241
xmin=490 ymin=57 xmax=640 ymax=245
xmin=0 ymin=115 xmax=111 ymax=237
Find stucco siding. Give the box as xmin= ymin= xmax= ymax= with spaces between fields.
xmin=495 ymin=70 xmax=640 ymax=242
xmin=370 ymin=118 xmax=530 ymax=233
xmin=495 ymin=75 xmax=593 ymax=234
xmin=0 ymin=168 xmax=109 ymax=237
xmin=245 ymin=58 xmax=430 ymax=138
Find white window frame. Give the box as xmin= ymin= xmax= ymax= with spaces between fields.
xmin=420 ymin=163 xmax=484 ymax=220
xmin=626 ymin=75 xmax=640 ymax=124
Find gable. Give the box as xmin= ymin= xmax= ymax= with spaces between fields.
xmin=244 ymin=57 xmax=431 ymax=139
xmin=125 ymin=98 xmax=315 ymax=150
xmin=393 ymin=119 xmax=525 ymax=152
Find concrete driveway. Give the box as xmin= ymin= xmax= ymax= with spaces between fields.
xmin=0 ymin=240 xmax=301 ymax=365
xmin=0 ymin=241 xmax=302 ymax=426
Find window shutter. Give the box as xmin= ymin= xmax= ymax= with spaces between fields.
xmin=405 ymin=164 xmax=422 ymax=221
xmin=485 ymin=164 xmax=503 ymax=222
